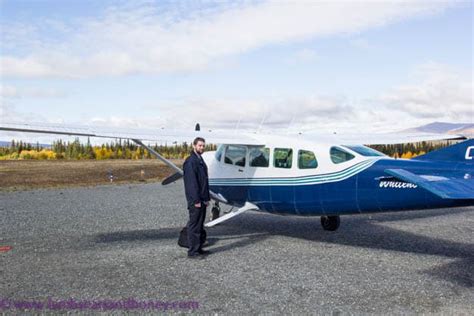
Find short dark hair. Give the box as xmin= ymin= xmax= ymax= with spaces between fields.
xmin=193 ymin=137 xmax=205 ymax=145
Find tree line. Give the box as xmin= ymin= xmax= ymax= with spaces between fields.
xmin=0 ymin=138 xmax=458 ymax=160
xmin=370 ymin=140 xmax=458 ymax=159
xmin=0 ymin=138 xmax=217 ymax=160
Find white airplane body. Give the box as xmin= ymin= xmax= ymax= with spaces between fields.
xmin=1 ymin=122 xmax=472 ymax=231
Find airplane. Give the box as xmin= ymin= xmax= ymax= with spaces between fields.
xmin=1 ymin=121 xmax=472 ymax=231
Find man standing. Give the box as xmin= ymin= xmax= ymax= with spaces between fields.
xmin=183 ymin=137 xmax=211 ymax=259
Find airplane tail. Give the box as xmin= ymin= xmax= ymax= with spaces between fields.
xmin=412 ymin=139 xmax=474 ymax=163
xmin=388 ymin=139 xmax=474 ymax=200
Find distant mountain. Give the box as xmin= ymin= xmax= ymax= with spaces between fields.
xmin=403 ymin=122 xmax=474 ymax=136
xmin=0 ymin=141 xmax=51 ymax=148
xmin=0 ymin=141 xmax=13 ymax=147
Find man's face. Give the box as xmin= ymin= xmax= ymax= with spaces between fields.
xmin=194 ymin=141 xmax=205 ymax=154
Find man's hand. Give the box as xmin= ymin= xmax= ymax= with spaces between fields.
xmin=194 ymin=202 xmax=201 ymax=208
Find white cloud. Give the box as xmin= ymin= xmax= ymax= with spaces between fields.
xmin=288 ymin=48 xmax=319 ymax=64
xmin=350 ymin=38 xmax=373 ymax=50
xmin=0 ymin=99 xmax=45 ymax=124
xmin=0 ymin=84 xmax=67 ymax=141
xmin=0 ymin=0 xmax=455 ymax=78
xmin=151 ymin=95 xmax=353 ymax=131
xmin=0 ymin=84 xmax=66 ymax=98
xmin=72 ymin=62 xmax=472 ymax=133
xmin=4 ymin=61 xmax=469 ymax=134
xmin=2 ymin=60 xmax=471 ymax=135
xmin=378 ymin=62 xmax=473 ymax=121
xmin=0 ymin=85 xmax=18 ymax=98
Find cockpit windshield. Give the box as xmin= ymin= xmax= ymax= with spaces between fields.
xmin=344 ymin=145 xmax=386 ymax=157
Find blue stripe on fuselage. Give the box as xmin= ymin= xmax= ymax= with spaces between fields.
xmin=209 ymin=159 xmax=473 ymax=216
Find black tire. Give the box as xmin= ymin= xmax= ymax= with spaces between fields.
xmin=211 ymin=206 xmax=220 ymax=221
xmin=320 ymin=215 xmax=340 ymax=231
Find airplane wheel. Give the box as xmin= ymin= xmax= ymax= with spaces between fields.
xmin=211 ymin=206 xmax=220 ymax=221
xmin=320 ymin=216 xmax=340 ymax=231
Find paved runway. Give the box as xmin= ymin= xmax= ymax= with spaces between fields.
xmin=1 ymin=182 xmax=473 ymax=314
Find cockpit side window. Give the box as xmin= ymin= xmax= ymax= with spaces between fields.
xmin=274 ymin=148 xmax=293 ymax=168
xmin=298 ymin=150 xmax=318 ymax=169
xmin=344 ymin=145 xmax=385 ymax=157
xmin=224 ymin=145 xmax=247 ymax=167
xmin=215 ymin=144 xmax=225 ymax=162
xmin=249 ymin=147 xmax=270 ymax=167
xmin=330 ymin=147 xmax=355 ymax=164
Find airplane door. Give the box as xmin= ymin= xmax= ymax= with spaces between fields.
xmin=321 ymin=147 xmax=358 ymax=214
xmin=247 ymin=146 xmax=272 ymax=211
xmin=270 ymin=147 xmax=296 ymax=214
xmin=219 ymin=145 xmax=251 ymax=206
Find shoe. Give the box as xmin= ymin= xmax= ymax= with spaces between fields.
xmin=198 ymin=249 xmax=211 ymax=255
xmin=187 ymin=254 xmax=205 ymax=260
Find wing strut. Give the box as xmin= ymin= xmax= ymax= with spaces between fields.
xmin=204 ymin=202 xmax=259 ymax=227
xmin=131 ymin=139 xmax=183 ymax=184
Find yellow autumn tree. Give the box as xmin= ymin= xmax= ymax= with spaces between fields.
xmin=401 ymin=151 xmax=413 ymax=159
xmin=94 ymin=147 xmax=113 ymax=160
xmin=416 ymin=150 xmax=426 ymax=157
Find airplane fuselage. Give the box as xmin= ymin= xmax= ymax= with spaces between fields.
xmin=202 ymin=139 xmax=473 ymax=216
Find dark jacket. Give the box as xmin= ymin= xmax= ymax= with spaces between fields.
xmin=183 ymin=150 xmax=210 ymax=208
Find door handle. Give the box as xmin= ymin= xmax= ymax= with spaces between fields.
xmin=238 ymin=169 xmax=244 ymax=172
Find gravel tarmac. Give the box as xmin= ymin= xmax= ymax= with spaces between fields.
xmin=0 ymin=182 xmax=473 ymax=314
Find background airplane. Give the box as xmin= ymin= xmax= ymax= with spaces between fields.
xmin=1 ymin=122 xmax=472 ymax=231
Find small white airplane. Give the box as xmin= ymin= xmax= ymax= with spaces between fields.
xmin=1 ymin=121 xmax=471 ymax=231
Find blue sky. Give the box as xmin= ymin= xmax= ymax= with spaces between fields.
xmin=0 ymin=0 xmax=472 ymax=142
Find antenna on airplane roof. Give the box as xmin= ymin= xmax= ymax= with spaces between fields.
xmin=257 ymin=110 xmax=267 ymax=133
xmin=285 ymin=115 xmax=295 ymax=135
xmin=233 ymin=114 xmax=242 ymax=134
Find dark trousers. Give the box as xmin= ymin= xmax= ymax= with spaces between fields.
xmin=187 ymin=203 xmax=207 ymax=256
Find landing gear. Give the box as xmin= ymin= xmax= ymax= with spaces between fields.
xmin=210 ymin=202 xmax=221 ymax=221
xmin=320 ymin=215 xmax=340 ymax=231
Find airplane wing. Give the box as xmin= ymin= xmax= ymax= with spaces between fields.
xmin=1 ymin=122 xmax=464 ymax=146
xmin=0 ymin=121 xmax=267 ymax=186
xmin=1 ymin=121 xmax=469 ymax=190
xmin=296 ymin=131 xmax=465 ymax=145
xmin=385 ymin=168 xmax=474 ymax=200
xmin=0 ymin=122 xmax=265 ymax=145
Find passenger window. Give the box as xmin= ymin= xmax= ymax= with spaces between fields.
xmin=215 ymin=144 xmax=225 ymax=162
xmin=224 ymin=145 xmax=247 ymax=167
xmin=298 ymin=150 xmax=318 ymax=169
xmin=249 ymin=147 xmax=270 ymax=167
xmin=330 ymin=147 xmax=355 ymax=164
xmin=274 ymin=148 xmax=293 ymax=168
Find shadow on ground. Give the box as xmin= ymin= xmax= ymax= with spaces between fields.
xmin=93 ymin=207 xmax=474 ymax=287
